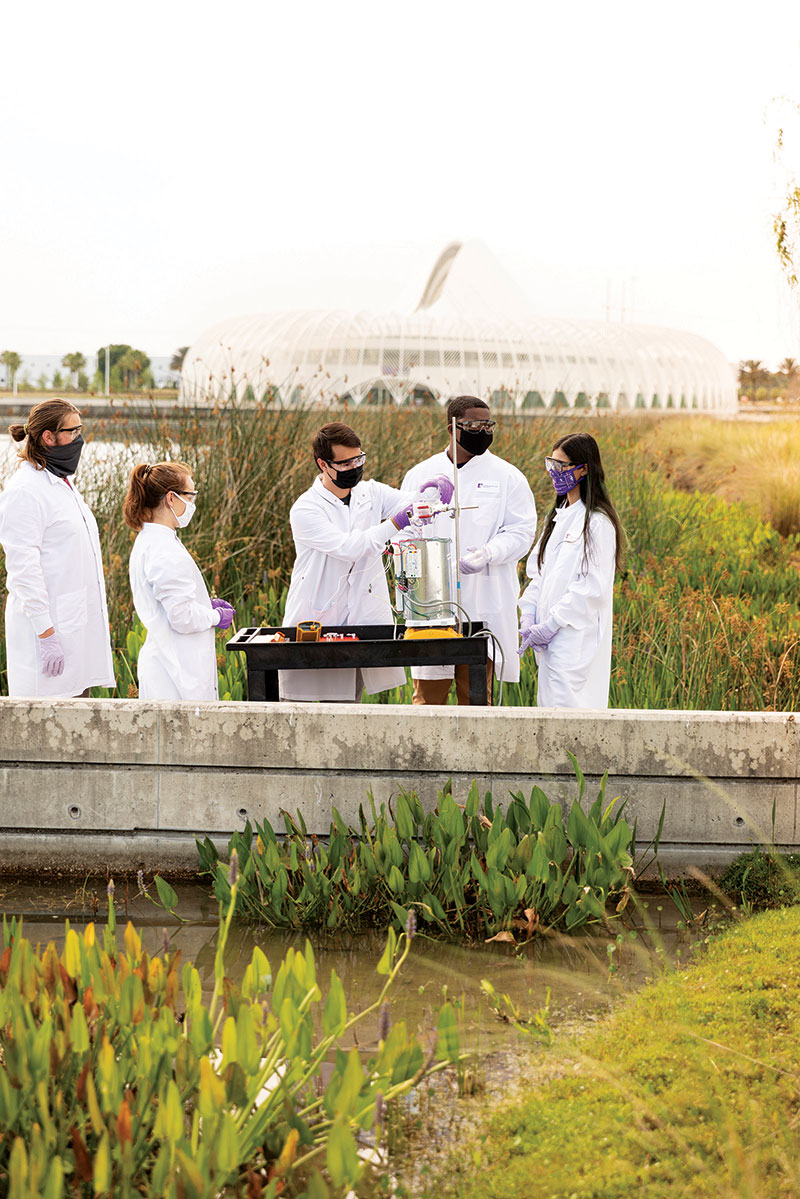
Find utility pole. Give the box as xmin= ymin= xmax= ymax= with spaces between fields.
xmin=105 ymin=345 xmax=110 ymax=397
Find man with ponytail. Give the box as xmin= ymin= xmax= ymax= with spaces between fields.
xmin=0 ymin=399 xmax=114 ymax=697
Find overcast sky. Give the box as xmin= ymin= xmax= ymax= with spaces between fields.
xmin=2 ymin=0 xmax=799 ymax=366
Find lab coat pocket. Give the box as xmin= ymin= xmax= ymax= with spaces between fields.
xmin=473 ymin=570 xmax=502 ymax=614
xmin=54 ymin=587 xmax=88 ymax=632
xmin=472 ymin=494 xmax=501 ymax=532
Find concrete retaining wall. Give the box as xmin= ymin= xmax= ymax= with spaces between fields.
xmin=0 ymin=699 xmax=797 ymax=875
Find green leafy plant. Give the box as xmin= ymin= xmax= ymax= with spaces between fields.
xmin=479 ymin=979 xmax=552 ymax=1044
xmin=0 ymin=867 xmax=459 ymax=1197
xmin=718 ymin=847 xmax=800 ymax=911
xmin=197 ymin=756 xmax=641 ymax=940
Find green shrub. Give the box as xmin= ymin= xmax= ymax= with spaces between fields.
xmin=718 ymin=847 xmax=800 ymax=910
xmin=198 ymin=756 xmax=643 ymax=939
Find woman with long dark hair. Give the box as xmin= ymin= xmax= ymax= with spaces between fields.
xmin=518 ymin=432 xmax=623 ymax=708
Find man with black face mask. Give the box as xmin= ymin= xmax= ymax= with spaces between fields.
xmin=401 ymin=396 xmax=537 ymax=705
xmin=281 ymin=421 xmax=453 ymax=702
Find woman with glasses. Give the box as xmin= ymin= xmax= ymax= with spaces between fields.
xmin=124 ymin=462 xmax=235 ymax=701
xmin=519 ymin=432 xmax=623 ymax=708
xmin=0 ymin=399 xmax=114 ymax=698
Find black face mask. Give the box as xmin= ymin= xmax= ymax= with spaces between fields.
xmin=43 ymin=435 xmax=84 ymax=478
xmin=458 ymin=428 xmax=493 ymax=457
xmin=330 ymin=463 xmax=363 ymax=490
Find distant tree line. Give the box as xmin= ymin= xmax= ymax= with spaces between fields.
xmin=0 ymin=345 xmax=190 ymax=394
xmin=739 ymin=358 xmax=800 ymax=402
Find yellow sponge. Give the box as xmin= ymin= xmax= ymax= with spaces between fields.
xmin=402 ymin=627 xmax=462 ymax=640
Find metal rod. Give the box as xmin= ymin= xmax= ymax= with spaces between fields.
xmin=451 ymin=417 xmax=462 ymax=604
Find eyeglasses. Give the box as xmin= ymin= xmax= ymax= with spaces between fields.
xmin=457 ymin=420 xmax=496 ymax=433
xmin=329 ymin=452 xmax=366 ymax=470
xmin=545 ymin=456 xmax=584 ymax=474
xmin=58 ymin=424 xmax=82 ymax=441
xmin=175 ymin=490 xmax=199 ymax=499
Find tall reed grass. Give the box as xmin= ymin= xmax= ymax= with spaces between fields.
xmin=643 ymin=415 xmax=800 ymax=537
xmin=1 ymin=404 xmax=799 ymax=710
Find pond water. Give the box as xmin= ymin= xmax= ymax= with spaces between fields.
xmin=0 ymin=877 xmax=701 ymax=1059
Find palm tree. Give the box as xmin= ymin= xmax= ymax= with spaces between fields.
xmin=1 ymin=350 xmax=22 ymax=392
xmin=62 ymin=352 xmax=86 ymax=389
xmin=118 ymin=348 xmax=146 ymax=391
xmin=779 ymin=357 xmax=798 ymax=379
xmin=738 ymin=360 xmax=767 ymax=401
xmin=170 ymin=346 xmax=189 ymax=373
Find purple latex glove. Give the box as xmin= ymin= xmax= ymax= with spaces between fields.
xmin=210 ymin=598 xmax=236 ymax=631
xmin=392 ymin=503 xmax=413 ymax=531
xmin=459 ymin=546 xmax=491 ymax=574
xmin=519 ymin=618 xmax=559 ymax=655
xmin=419 ymin=473 xmax=455 ymax=506
xmin=39 ymin=631 xmax=65 ymax=677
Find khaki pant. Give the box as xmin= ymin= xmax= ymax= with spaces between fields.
xmin=411 ymin=661 xmax=494 ymax=706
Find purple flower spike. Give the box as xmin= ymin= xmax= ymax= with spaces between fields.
xmin=379 ymin=1001 xmax=391 ymax=1043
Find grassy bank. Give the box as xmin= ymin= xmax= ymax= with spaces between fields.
xmin=2 ymin=405 xmax=800 ymax=709
xmin=424 ymin=906 xmax=800 ymax=1199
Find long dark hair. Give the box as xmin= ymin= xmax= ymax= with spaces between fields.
xmin=537 ymin=432 xmax=624 ymax=572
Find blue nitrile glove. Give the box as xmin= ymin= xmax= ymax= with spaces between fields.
xmin=211 ymin=598 xmax=236 ymax=631
xmin=419 ymin=473 xmax=455 ymax=505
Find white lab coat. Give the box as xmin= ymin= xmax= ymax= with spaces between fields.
xmin=401 ymin=450 xmax=537 ymax=685
xmin=0 ymin=461 xmax=114 ymax=697
xmin=280 ymin=475 xmax=414 ymax=701
xmin=520 ymin=499 xmax=617 ymax=708
xmin=129 ymin=522 xmax=219 ymax=701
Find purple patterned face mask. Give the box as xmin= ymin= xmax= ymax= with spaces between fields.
xmin=545 ymin=456 xmax=585 ymax=495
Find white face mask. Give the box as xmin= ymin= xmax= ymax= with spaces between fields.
xmin=169 ymin=496 xmax=196 ymax=528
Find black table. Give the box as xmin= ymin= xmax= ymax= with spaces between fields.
xmin=225 ymin=623 xmax=489 ymax=704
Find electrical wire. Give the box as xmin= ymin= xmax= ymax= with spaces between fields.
xmin=468 ymin=626 xmax=505 ymax=706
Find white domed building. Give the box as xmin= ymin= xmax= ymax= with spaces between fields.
xmin=179 ymin=242 xmax=737 ymax=413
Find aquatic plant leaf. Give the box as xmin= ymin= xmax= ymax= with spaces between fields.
xmin=217 ymin=1112 xmax=241 ymax=1173
xmin=436 ymin=1002 xmax=460 ymax=1062
xmin=326 ymin=1116 xmax=361 ymax=1189
xmin=306 ymin=1167 xmax=330 ymax=1199
xmin=376 ymin=928 xmax=397 ymax=975
xmin=62 ymin=929 xmax=81 ymax=980
xmin=332 ymin=1048 xmax=364 ymax=1116
xmin=93 ymin=1130 xmax=112 ymax=1194
xmin=155 ymin=875 xmax=179 ymax=914
xmin=323 ymin=971 xmax=347 ymax=1037
xmin=485 ymin=931 xmax=516 ymax=944
xmin=70 ymin=1002 xmax=90 ymax=1053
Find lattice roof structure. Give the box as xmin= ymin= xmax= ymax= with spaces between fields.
xmin=180 ymin=242 xmax=737 ymax=412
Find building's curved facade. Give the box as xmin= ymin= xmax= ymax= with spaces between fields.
xmin=180 ymin=243 xmax=737 ymax=413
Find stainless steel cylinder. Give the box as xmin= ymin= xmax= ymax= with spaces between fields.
xmin=392 ymin=537 xmax=456 ymax=626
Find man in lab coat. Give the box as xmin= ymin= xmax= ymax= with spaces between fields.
xmin=280 ymin=422 xmax=452 ymax=702
xmin=401 ymin=396 xmax=537 ymax=705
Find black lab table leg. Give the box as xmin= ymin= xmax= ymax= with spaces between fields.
xmin=468 ymin=662 xmax=487 ymax=706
